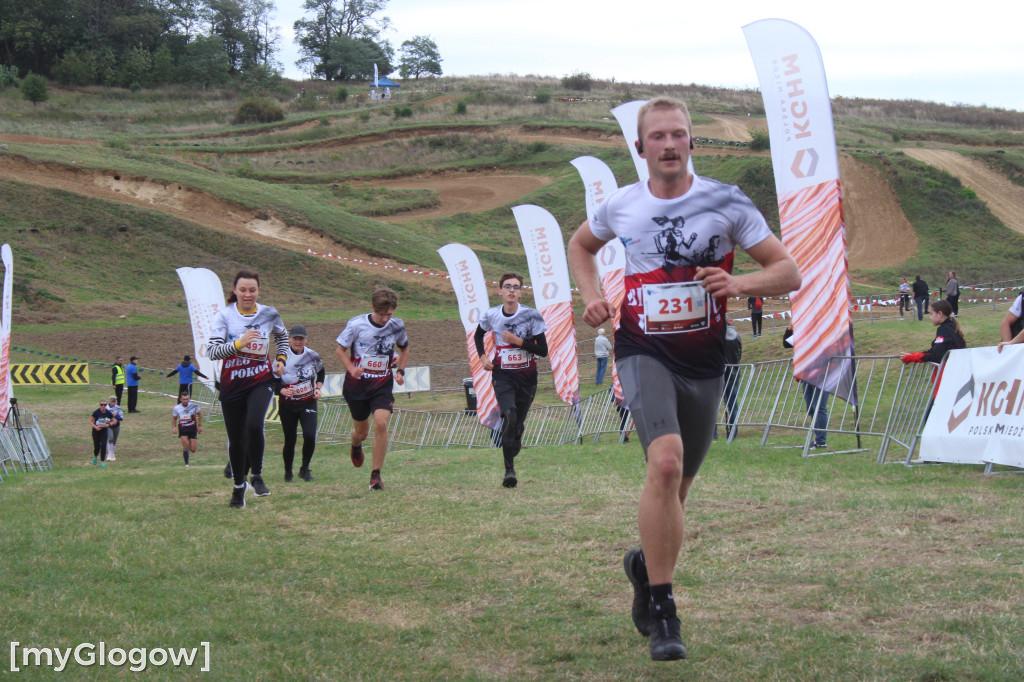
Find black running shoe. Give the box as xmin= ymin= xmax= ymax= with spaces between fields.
xmin=648 ymin=613 xmax=687 ymax=661
xmin=298 ymin=468 xmax=313 ymax=482
xmin=284 ymin=471 xmax=293 ymax=483
xmin=369 ymin=471 xmax=383 ymax=490
xmin=223 ymin=462 xmax=233 ymax=479
xmin=251 ymin=475 xmax=271 ymax=497
xmin=229 ymin=482 xmax=247 ymax=509
xmin=351 ymin=444 xmax=365 ymax=468
xmin=623 ymin=548 xmax=653 ymax=636
xmin=502 ymin=466 xmax=517 ymax=488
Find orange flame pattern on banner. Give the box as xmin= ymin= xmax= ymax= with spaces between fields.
xmin=543 ymin=301 xmax=581 ymax=404
xmin=780 ymin=179 xmax=853 ymax=384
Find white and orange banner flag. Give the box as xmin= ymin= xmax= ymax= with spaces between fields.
xmin=744 ymin=18 xmax=856 ymax=403
xmin=437 ymin=243 xmax=500 ymax=429
xmin=0 ymin=244 xmax=13 ymax=425
xmin=511 ymin=205 xmax=580 ymax=406
xmin=571 ymin=156 xmax=627 ymax=402
xmin=176 ymin=267 xmax=226 ymax=389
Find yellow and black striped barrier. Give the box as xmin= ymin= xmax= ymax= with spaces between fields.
xmin=11 ymin=363 xmax=90 ymax=386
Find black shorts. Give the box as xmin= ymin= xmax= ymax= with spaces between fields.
xmin=344 ymin=390 xmax=394 ymax=422
xmin=178 ymin=426 xmax=198 ymax=439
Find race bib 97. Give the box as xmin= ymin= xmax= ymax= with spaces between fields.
xmin=642 ymin=281 xmax=709 ymax=334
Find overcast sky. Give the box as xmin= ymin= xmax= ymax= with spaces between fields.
xmin=271 ymin=0 xmax=1024 ymax=112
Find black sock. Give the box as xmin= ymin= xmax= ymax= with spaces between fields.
xmin=650 ymin=583 xmax=676 ymax=618
xmin=183 ymin=450 xmax=189 ymax=465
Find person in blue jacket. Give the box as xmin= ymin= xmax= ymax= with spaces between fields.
xmin=166 ymin=355 xmax=209 ymax=397
xmin=126 ymin=356 xmax=142 ymax=413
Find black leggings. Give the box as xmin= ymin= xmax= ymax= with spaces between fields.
xmin=92 ymin=428 xmax=108 ymax=460
xmin=493 ymin=375 xmax=537 ymax=468
xmin=220 ymin=383 xmax=274 ymax=486
xmin=279 ymin=403 xmax=318 ymax=473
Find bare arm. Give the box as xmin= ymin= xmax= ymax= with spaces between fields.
xmin=999 ymin=311 xmax=1019 ymax=343
xmin=394 ymin=345 xmax=410 ymax=386
xmin=568 ymin=220 xmax=616 ymax=328
xmin=336 ymin=345 xmax=363 ymax=379
xmin=695 ymin=235 xmax=801 ymax=299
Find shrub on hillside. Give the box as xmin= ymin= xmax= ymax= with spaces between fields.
xmin=533 ymin=89 xmax=551 ymax=104
xmin=335 ymin=86 xmax=349 ymax=102
xmin=748 ymin=130 xmax=770 ymax=151
xmin=393 ymin=105 xmax=413 ymax=118
xmin=0 ymin=64 xmax=18 ymax=88
xmin=561 ymin=71 xmax=592 ymax=91
xmin=20 ymin=74 xmax=48 ymax=105
xmin=232 ymin=97 xmax=284 ymax=124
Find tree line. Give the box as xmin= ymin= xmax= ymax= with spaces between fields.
xmin=0 ymin=0 xmax=441 ymax=90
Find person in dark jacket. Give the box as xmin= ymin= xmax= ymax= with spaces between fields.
xmin=718 ymin=324 xmax=742 ymax=440
xmin=901 ymin=300 xmax=965 ymax=366
xmin=911 ymin=276 xmax=930 ymax=321
xmin=166 ymin=355 xmax=208 ymax=396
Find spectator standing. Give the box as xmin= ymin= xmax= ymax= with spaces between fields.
xmin=902 ymin=300 xmax=966 ymax=365
xmin=719 ymin=324 xmax=742 ymax=440
xmin=747 ymin=296 xmax=763 ymax=337
xmin=166 ymin=355 xmax=208 ymax=397
xmin=594 ymin=328 xmax=612 ymax=385
xmin=945 ymin=271 xmax=960 ymax=317
xmin=105 ymin=396 xmax=124 ymax=461
xmin=783 ymin=327 xmax=828 ymax=449
xmin=912 ymin=275 xmax=930 ymax=321
xmin=125 ymin=356 xmax=142 ymax=413
xmin=998 ymin=290 xmax=1024 ymax=342
xmin=897 ymin=277 xmax=911 ymax=320
xmin=111 ymin=357 xmax=126 ymax=405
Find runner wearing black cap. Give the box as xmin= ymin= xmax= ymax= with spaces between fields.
xmin=278 ymin=324 xmax=325 ymax=482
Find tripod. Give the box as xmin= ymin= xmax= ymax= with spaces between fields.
xmin=2 ymin=398 xmax=30 ymax=473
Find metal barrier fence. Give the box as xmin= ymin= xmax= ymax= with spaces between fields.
xmin=0 ymin=407 xmax=53 ymax=480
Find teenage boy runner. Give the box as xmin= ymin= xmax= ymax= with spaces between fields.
xmin=474 ymin=273 xmax=548 ymax=488
xmin=568 ymin=97 xmax=801 ymax=661
xmin=336 ymin=287 xmax=409 ymax=491
xmin=171 ymin=391 xmax=203 ymax=467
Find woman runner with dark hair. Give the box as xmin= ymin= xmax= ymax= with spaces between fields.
xmin=207 ymin=269 xmax=288 ymax=509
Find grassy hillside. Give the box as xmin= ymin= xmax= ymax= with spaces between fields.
xmin=1 ymin=76 xmax=1023 ymax=336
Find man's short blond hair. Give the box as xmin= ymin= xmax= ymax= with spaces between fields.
xmin=636 ymin=97 xmax=692 ymax=140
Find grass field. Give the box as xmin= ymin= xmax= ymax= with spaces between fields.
xmin=4 ymin=328 xmax=1024 ymax=680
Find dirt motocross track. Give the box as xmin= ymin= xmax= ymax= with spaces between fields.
xmin=0 ymin=116 xmax=970 ymax=370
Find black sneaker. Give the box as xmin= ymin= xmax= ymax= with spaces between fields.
xmin=251 ymin=475 xmax=271 ymax=497
xmin=648 ymin=613 xmax=687 ymax=661
xmin=623 ymin=548 xmax=652 ymax=636
xmin=284 ymin=471 xmax=293 ymax=483
xmin=229 ymin=482 xmax=247 ymax=509
xmin=223 ymin=462 xmax=233 ymax=479
xmin=502 ymin=467 xmax=517 ymax=488
xmin=369 ymin=471 xmax=383 ymax=490
xmin=351 ymin=444 xmax=365 ymax=468
xmin=299 ymin=468 xmax=313 ymax=482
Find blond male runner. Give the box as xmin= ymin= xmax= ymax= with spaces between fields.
xmin=568 ymin=97 xmax=801 ymax=661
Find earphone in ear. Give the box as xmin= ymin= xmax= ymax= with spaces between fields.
xmin=637 ymin=140 xmax=644 ymax=154
xmin=690 ymin=137 xmax=694 ymax=150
